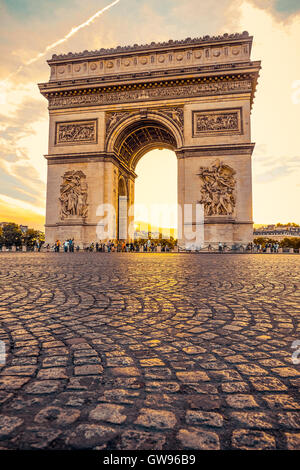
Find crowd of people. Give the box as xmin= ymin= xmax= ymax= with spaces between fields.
xmin=206 ymin=242 xmax=281 ymax=253
xmin=254 ymin=242 xmax=280 ymax=253
xmin=46 ymin=239 xmax=174 ymax=253
xmin=43 ymin=240 xmax=283 ymax=254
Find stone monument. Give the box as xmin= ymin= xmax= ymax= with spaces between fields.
xmin=39 ymin=32 xmax=261 ymax=248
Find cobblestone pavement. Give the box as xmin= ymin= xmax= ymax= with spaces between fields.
xmin=0 ymin=252 xmax=299 ymax=450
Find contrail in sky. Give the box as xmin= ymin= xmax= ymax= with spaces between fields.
xmin=4 ymin=0 xmax=121 ymax=81
xmin=26 ymin=0 xmax=121 ymax=65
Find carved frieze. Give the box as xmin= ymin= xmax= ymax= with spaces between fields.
xmin=48 ymin=80 xmax=252 ymax=110
xmin=59 ymin=170 xmax=88 ymax=219
xmin=55 ymin=120 xmax=97 ymax=145
xmin=198 ymin=159 xmax=236 ymax=217
xmin=193 ymin=108 xmax=242 ymax=137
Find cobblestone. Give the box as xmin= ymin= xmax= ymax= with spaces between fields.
xmin=0 ymin=252 xmax=299 ymax=449
xmin=89 ymin=404 xmax=127 ymax=424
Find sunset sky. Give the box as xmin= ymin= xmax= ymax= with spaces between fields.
xmin=0 ymin=0 xmax=300 ymax=231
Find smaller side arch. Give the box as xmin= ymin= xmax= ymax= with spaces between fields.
xmin=118 ymin=175 xmax=128 ymax=197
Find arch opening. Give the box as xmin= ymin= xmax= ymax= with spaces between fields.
xmin=111 ymin=117 xmax=179 ymax=171
xmin=133 ymin=148 xmax=178 ymax=244
xmin=113 ymin=117 xmax=179 ymax=243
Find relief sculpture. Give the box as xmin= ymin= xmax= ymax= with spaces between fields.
xmin=56 ymin=120 xmax=97 ymax=144
xmin=196 ymin=112 xmax=238 ymax=132
xmin=49 ymin=81 xmax=252 ymax=109
xmin=59 ymin=170 xmax=88 ymax=219
xmin=198 ymin=160 xmax=236 ymax=216
xmin=193 ymin=109 xmax=242 ymax=136
xmin=159 ymin=107 xmax=184 ymax=132
xmin=106 ymin=111 xmax=132 ymax=134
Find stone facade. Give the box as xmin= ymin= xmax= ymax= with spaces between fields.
xmin=39 ymin=32 xmax=261 ymax=248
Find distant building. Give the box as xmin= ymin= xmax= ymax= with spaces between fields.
xmin=254 ymin=225 xmax=300 ymax=241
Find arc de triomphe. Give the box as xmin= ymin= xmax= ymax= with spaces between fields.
xmin=39 ymin=32 xmax=260 ymax=248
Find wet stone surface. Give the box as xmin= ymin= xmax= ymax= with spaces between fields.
xmin=0 ymin=252 xmax=299 ymax=449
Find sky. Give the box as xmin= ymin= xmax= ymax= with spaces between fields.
xmin=0 ymin=0 xmax=299 ymax=231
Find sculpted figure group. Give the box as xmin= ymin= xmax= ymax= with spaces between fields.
xmin=196 ymin=112 xmax=238 ymax=133
xmin=58 ymin=123 xmax=95 ymax=143
xmin=59 ymin=170 xmax=88 ymax=219
xmin=198 ymin=159 xmax=236 ymax=216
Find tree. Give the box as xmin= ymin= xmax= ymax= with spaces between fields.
xmin=253 ymin=237 xmax=278 ymax=247
xmin=279 ymin=237 xmax=300 ymax=249
xmin=1 ymin=223 xmax=23 ymax=247
xmin=22 ymin=229 xmax=43 ymax=248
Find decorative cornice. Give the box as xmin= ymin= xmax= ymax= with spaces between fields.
xmin=176 ymin=143 xmax=255 ymax=158
xmin=204 ymin=220 xmax=253 ymax=225
xmin=44 ymin=152 xmax=137 ymax=178
xmin=39 ymin=61 xmax=260 ymax=92
xmin=49 ymin=32 xmax=252 ymax=62
xmin=43 ymin=75 xmax=254 ymax=110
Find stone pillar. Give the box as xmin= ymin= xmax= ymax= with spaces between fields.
xmin=173 ymin=246 xmax=179 ymax=253
xmin=266 ymin=247 xmax=271 ymax=253
xmin=22 ymin=245 xmax=26 ymax=252
xmin=278 ymin=247 xmax=283 ymax=253
xmin=118 ymin=196 xmax=128 ymax=240
xmin=176 ymin=145 xmax=254 ymax=250
xmin=11 ymin=245 xmax=16 ymax=252
xmin=289 ymin=248 xmax=294 ymax=254
xmin=156 ymin=245 xmax=161 ymax=253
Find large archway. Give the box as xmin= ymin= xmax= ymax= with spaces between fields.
xmin=134 ymin=148 xmax=178 ymax=242
xmin=40 ymin=32 xmax=260 ymax=248
xmin=106 ymin=113 xmax=181 ymax=242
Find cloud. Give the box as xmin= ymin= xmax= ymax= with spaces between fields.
xmin=254 ymin=155 xmax=300 ymax=183
xmin=0 ymin=98 xmax=46 ymax=138
xmin=0 ymin=88 xmax=47 ymax=219
xmin=248 ymin=0 xmax=300 ymax=19
xmin=0 ymin=194 xmax=45 ymax=231
xmin=0 ymin=160 xmax=44 ymax=203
